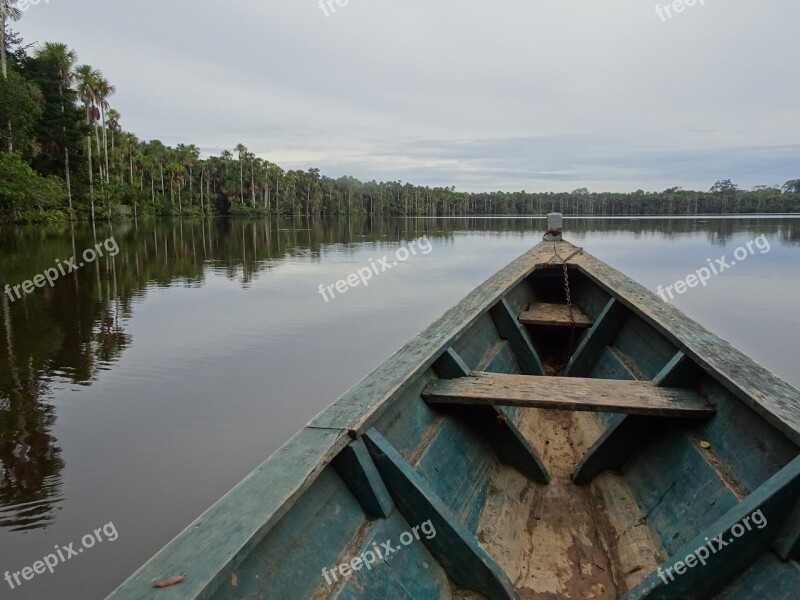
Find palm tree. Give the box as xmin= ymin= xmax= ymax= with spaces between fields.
xmin=1 ymin=0 xmax=21 ymax=152
xmin=106 ymin=108 xmax=120 ymax=150
xmin=176 ymin=144 xmax=199 ymax=208
xmin=94 ymin=75 xmax=115 ymax=183
xmin=75 ymin=64 xmax=101 ymax=220
xmin=235 ymin=143 xmax=247 ymax=205
xmin=35 ymin=42 xmax=77 ymax=211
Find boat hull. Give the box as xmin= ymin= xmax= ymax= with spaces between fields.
xmin=108 ymin=240 xmax=800 ymax=600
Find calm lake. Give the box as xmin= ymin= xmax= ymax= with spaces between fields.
xmin=1 ymin=216 xmax=799 ymax=599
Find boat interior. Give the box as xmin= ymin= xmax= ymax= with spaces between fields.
xmin=109 ymin=242 xmax=800 ymax=600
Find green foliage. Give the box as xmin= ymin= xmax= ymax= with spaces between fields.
xmin=0 ymin=67 xmax=41 ymax=155
xmin=0 ymin=152 xmax=68 ymax=221
xmin=22 ymin=48 xmax=86 ymax=180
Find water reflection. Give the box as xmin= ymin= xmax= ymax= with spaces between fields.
xmin=0 ymin=215 xmax=798 ymax=531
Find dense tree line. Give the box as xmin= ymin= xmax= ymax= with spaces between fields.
xmin=1 ymin=7 xmax=799 ymax=222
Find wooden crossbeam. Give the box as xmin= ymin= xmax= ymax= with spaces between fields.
xmin=363 ymin=429 xmax=518 ymax=600
xmin=332 ymin=438 xmax=394 ymax=519
xmin=566 ymin=297 xmax=627 ymax=376
xmin=623 ymin=455 xmax=800 ymax=599
xmin=432 ymin=349 xmax=550 ymax=483
xmin=423 ymin=372 xmax=715 ymax=418
xmin=518 ymin=303 xmax=594 ymax=328
xmin=572 ymin=351 xmax=706 ymax=485
xmin=491 ymin=299 xmax=545 ymax=375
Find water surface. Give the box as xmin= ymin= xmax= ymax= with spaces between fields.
xmin=0 ymin=216 xmax=798 ymax=599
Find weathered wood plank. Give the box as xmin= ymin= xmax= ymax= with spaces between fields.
xmin=309 ymin=243 xmax=558 ymax=434
xmin=567 ymin=242 xmax=800 ymax=445
xmin=362 ymin=429 xmax=519 ymax=600
xmin=461 ymin=403 xmax=550 ymax=484
xmin=773 ymin=496 xmax=800 ymax=561
xmin=333 ymin=438 xmax=395 ymax=519
xmin=490 ymin=298 xmax=545 ymax=375
xmin=518 ymin=302 xmax=593 ymax=328
xmin=424 ymin=372 xmax=715 ymax=418
xmin=572 ymin=415 xmax=660 ymax=484
xmin=565 ymin=297 xmax=628 ymax=377
xmin=652 ymin=351 xmax=697 ymax=388
xmin=433 ymin=348 xmax=549 ymax=483
xmin=328 ymin=512 xmax=451 ymax=600
xmin=214 ymin=468 xmax=365 ymax=600
xmin=623 ymin=455 xmax=800 ymax=599
xmin=573 ymin=351 xmax=700 ymax=485
xmin=415 ymin=416 xmax=495 ymax=530
xmin=107 ymin=428 xmax=350 ymax=600
xmin=433 ymin=347 xmax=472 ymax=380
xmin=713 ymin=552 xmax=800 ymax=599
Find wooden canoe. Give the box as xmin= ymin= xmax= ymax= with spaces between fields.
xmin=108 ymin=239 xmax=800 ymax=600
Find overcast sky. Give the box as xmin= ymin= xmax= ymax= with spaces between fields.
xmin=13 ymin=0 xmax=800 ymax=192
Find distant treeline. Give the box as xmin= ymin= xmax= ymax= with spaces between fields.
xmin=1 ymin=9 xmax=799 ymax=222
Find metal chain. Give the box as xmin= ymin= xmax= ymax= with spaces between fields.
xmin=551 ymin=242 xmax=583 ymax=374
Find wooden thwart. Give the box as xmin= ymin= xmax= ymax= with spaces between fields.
xmin=423 ymin=372 xmax=715 ymax=418
xmin=519 ymin=302 xmax=594 ymax=328
xmin=433 ymin=348 xmax=550 ymax=483
xmin=363 ymin=429 xmax=519 ymax=600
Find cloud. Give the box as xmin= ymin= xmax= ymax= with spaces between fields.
xmin=15 ymin=0 xmax=800 ymax=191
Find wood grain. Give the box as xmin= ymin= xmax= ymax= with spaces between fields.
xmin=424 ymin=371 xmax=715 ymax=418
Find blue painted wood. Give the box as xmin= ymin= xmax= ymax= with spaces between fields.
xmin=588 ymin=346 xmax=636 ymax=382
xmin=692 ymin=376 xmax=798 ymax=496
xmin=503 ymin=277 xmax=536 ymax=315
xmin=572 ymin=415 xmax=660 ymax=485
xmin=713 ymin=552 xmax=800 ymax=599
xmin=329 ymin=512 xmax=450 ymax=600
xmin=370 ymin=368 xmax=445 ymax=465
xmin=571 ymin=274 xmax=613 ymax=320
xmin=433 ymin=348 xmax=549 ymax=483
xmin=614 ymin=315 xmax=678 ymax=381
xmin=572 ymin=248 xmax=800 ymax=445
xmin=212 ymin=467 xmax=366 ymax=600
xmin=333 ymin=438 xmax=395 ymax=519
xmin=489 ymin=298 xmax=545 ymax=375
xmin=433 ymin=347 xmax=471 ymax=379
xmin=479 ymin=342 xmax=520 ymax=420
xmin=588 ymin=346 xmax=637 ymax=427
xmin=573 ymin=351 xmax=703 ymax=484
xmin=565 ymin=297 xmax=627 ymax=377
xmin=107 ymin=428 xmax=350 ymax=600
xmin=652 ymin=351 xmax=700 ymax=388
xmin=773 ymin=497 xmax=800 ymax=560
xmin=625 ymin=431 xmax=742 ymax=555
xmin=362 ymin=429 xmax=519 ymax=600
xmin=453 ymin=312 xmax=504 ymax=374
xmin=484 ymin=341 xmax=523 ymax=379
xmin=623 ymin=455 xmax=800 ymax=600
xmin=468 ymin=404 xmax=550 ymax=484
xmin=415 ymin=416 xmax=494 ymax=531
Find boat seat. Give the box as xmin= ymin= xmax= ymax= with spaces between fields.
xmin=423 ymin=372 xmax=715 ymax=418
xmin=519 ymin=303 xmax=593 ymax=328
